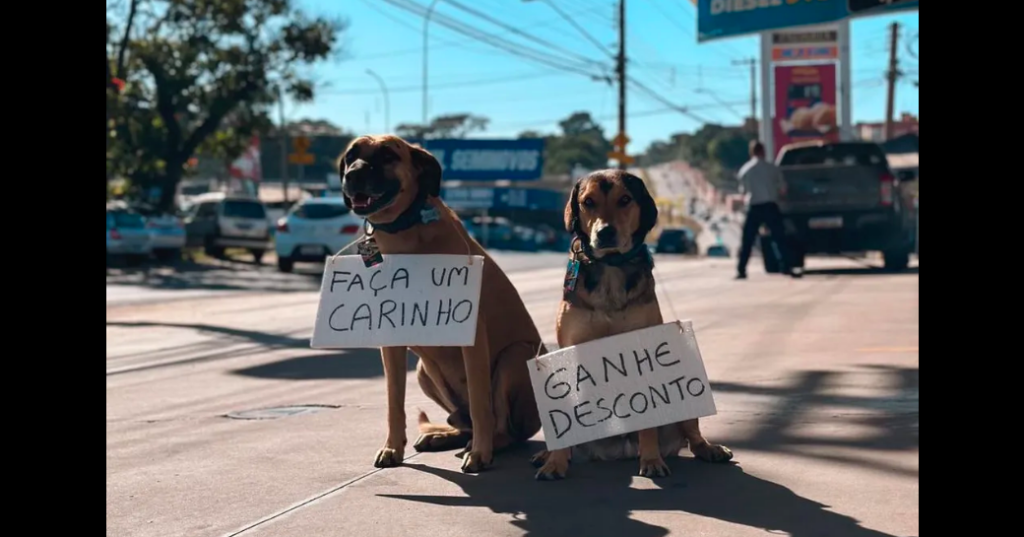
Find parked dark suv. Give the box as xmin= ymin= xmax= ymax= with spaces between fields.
xmin=770 ymin=141 xmax=917 ymax=271
xmin=656 ymin=227 xmax=697 ymax=254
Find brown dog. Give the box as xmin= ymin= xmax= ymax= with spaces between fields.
xmin=532 ymin=169 xmax=734 ymax=480
xmin=338 ymin=134 xmax=543 ymax=473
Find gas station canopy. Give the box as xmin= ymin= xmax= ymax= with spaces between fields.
xmin=694 ymin=0 xmax=919 ymax=42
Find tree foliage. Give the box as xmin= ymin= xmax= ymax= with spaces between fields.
xmin=517 ymin=111 xmax=611 ymax=176
xmin=106 ymin=0 xmax=345 ymax=209
xmin=395 ymin=113 xmax=490 ymax=140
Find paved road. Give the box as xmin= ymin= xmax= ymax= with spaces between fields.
xmin=106 ymin=251 xmax=565 ymax=307
xmin=107 ymin=253 xmax=918 ymax=537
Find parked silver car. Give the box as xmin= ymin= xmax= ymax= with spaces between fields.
xmin=184 ymin=192 xmax=272 ymax=263
xmin=106 ymin=205 xmax=152 ymax=264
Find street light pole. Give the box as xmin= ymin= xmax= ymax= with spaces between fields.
xmin=423 ymin=0 xmax=443 ymax=126
xmin=366 ymin=69 xmax=390 ymax=133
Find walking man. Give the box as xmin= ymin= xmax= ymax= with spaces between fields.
xmin=735 ymin=140 xmax=798 ymax=279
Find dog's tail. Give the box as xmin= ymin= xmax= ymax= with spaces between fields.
xmin=417 ymin=409 xmax=455 ymax=434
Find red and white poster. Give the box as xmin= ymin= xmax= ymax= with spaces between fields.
xmin=772 ymin=63 xmax=838 ymax=158
xmin=228 ymin=136 xmax=262 ymax=182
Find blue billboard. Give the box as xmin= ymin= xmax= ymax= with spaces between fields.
xmin=696 ymin=0 xmax=919 ymax=43
xmin=409 ymin=138 xmax=545 ymax=181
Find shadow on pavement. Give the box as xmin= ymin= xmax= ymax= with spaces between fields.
xmin=712 ymin=365 xmax=918 ymax=478
xmin=231 ymin=350 xmax=416 ymax=380
xmin=107 ymin=320 xmax=310 ymax=348
xmin=107 ymin=320 xmax=415 ymax=379
xmin=802 ymin=266 xmax=919 ymax=277
xmin=105 ymin=257 xmax=321 ymax=293
xmin=385 ymin=451 xmax=899 ymax=537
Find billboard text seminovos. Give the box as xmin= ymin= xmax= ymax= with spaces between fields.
xmin=409 ymin=138 xmax=546 ymax=182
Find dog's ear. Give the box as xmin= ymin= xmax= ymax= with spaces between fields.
xmin=408 ymin=144 xmax=442 ymax=197
xmin=337 ymin=145 xmax=357 ymax=210
xmin=624 ymin=173 xmax=658 ymax=240
xmin=564 ymin=180 xmax=582 ymax=234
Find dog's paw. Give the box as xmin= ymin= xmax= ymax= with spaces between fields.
xmin=638 ymin=456 xmax=672 ymax=478
xmin=414 ymin=431 xmax=470 ymax=453
xmin=692 ymin=442 xmax=734 ymax=463
xmin=529 ymin=450 xmax=550 ymax=468
xmin=460 ymin=450 xmax=493 ymax=474
xmin=373 ymin=446 xmax=404 ymax=468
xmin=534 ymin=454 xmax=570 ymax=481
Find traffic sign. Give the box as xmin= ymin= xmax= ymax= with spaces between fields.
xmin=607 ymin=151 xmax=635 ymax=165
xmin=292 ymin=136 xmax=311 ymax=153
xmin=288 ymin=153 xmax=315 ymax=165
xmin=611 ymin=132 xmax=630 ymax=148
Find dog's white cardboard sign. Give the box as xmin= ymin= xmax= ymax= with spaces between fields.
xmin=527 ymin=321 xmax=718 ymax=450
xmin=311 ymin=254 xmax=485 ymax=348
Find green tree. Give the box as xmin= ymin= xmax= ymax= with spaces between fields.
xmin=534 ymin=111 xmax=612 ymax=175
xmin=395 ymin=113 xmax=489 ymax=140
xmin=106 ymin=0 xmax=345 ymax=210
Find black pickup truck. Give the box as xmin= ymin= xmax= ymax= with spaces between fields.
xmin=769 ymin=141 xmax=917 ymax=271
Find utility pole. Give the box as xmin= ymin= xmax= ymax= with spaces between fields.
xmin=616 ymin=0 xmax=626 ymax=170
xmin=277 ymin=88 xmax=289 ymax=204
xmin=732 ymin=58 xmax=758 ymax=135
xmin=605 ymin=1 xmax=633 ymax=168
xmin=884 ymin=21 xmax=900 ymax=141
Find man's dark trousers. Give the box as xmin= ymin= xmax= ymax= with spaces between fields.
xmin=737 ymin=201 xmax=788 ymax=276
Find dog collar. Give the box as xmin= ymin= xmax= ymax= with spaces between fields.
xmin=576 ymin=237 xmax=654 ymax=268
xmin=366 ymin=190 xmax=440 ymax=235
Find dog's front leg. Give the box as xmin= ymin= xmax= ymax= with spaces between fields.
xmin=637 ymin=428 xmax=671 ymax=478
xmin=681 ymin=419 xmax=734 ymax=463
xmin=374 ymin=346 xmax=408 ymax=468
xmin=460 ymin=322 xmax=494 ymax=473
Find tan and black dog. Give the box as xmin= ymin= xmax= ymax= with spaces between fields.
xmin=531 ymin=169 xmax=734 ymax=480
xmin=338 ymin=134 xmax=543 ymax=473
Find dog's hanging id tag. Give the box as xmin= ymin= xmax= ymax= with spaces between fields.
xmin=357 ymin=236 xmax=384 ymax=268
xmin=354 ymin=219 xmax=382 ymax=266
xmin=358 ymin=220 xmax=384 ymax=268
xmin=563 ymin=255 xmax=581 ymax=292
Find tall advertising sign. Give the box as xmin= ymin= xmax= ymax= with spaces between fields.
xmin=770 ymin=24 xmax=839 ymax=62
xmin=772 ymin=64 xmax=838 ymax=155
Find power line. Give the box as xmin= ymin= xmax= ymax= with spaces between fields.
xmin=489 ymin=100 xmax=747 ymax=131
xmin=906 ymin=29 xmax=919 ymax=59
xmin=442 ymin=0 xmax=607 ymax=67
xmin=353 ymin=2 xmax=607 ymax=61
xmin=381 ymin=0 xmax=609 ymax=81
xmin=528 ymin=0 xmax=612 ymax=57
xmin=628 ymin=77 xmax=712 ymax=123
xmin=318 ymin=70 xmax=574 ymax=95
xmin=644 ymin=0 xmax=693 ymax=39
xmin=668 ymin=0 xmax=746 ymax=59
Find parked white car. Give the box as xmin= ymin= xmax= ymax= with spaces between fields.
xmin=106 ymin=206 xmax=153 ymax=263
xmin=274 ymin=196 xmax=362 ymax=272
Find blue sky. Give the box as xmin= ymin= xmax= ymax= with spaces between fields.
xmin=288 ymin=0 xmax=919 ymax=153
